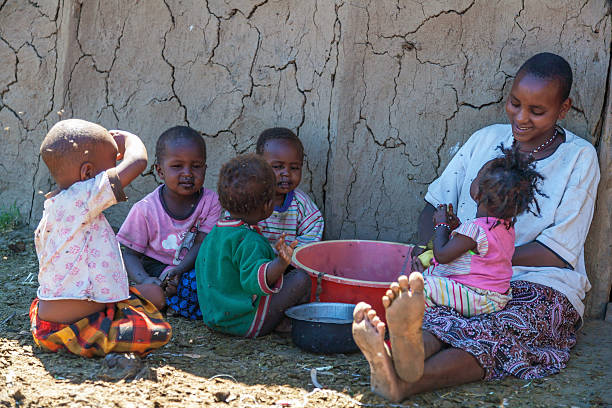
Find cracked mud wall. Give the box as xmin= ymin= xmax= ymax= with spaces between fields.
xmin=0 ymin=1 xmax=610 ymax=312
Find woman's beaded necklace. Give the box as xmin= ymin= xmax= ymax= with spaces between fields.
xmin=514 ymin=127 xmax=558 ymax=156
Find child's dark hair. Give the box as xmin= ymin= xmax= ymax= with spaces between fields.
xmin=476 ymin=144 xmax=545 ymax=227
xmin=255 ymin=127 xmax=304 ymax=157
xmin=155 ymin=126 xmax=206 ymax=164
xmin=517 ymin=52 xmax=573 ymax=101
xmin=218 ymin=154 xmax=276 ymax=215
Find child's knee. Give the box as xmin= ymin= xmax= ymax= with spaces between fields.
xmin=134 ymin=283 xmax=166 ymax=311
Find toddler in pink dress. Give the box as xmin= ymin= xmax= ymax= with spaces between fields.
xmin=423 ymin=144 xmax=545 ymax=316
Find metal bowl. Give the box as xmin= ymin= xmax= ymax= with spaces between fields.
xmin=285 ymin=302 xmax=358 ymax=354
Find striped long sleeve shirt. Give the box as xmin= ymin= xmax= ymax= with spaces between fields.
xmin=257 ymin=189 xmax=324 ymax=248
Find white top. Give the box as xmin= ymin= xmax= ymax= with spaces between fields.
xmin=425 ymin=124 xmax=600 ymax=317
xmin=35 ymin=170 xmax=130 ymax=302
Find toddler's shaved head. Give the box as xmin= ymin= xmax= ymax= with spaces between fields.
xmin=41 ymin=119 xmax=114 ymax=181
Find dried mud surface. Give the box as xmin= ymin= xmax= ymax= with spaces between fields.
xmin=1 ymin=228 xmax=611 ymax=408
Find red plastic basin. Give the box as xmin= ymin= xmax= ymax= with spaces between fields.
xmin=291 ymin=240 xmax=413 ymax=321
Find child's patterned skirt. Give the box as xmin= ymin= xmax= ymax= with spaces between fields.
xmin=166 ymin=269 xmax=202 ymax=320
xmin=423 ymin=275 xmax=511 ymax=317
xmin=29 ymin=288 xmax=172 ymax=357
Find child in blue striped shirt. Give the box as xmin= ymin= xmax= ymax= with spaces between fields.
xmin=255 ymin=128 xmax=324 ymax=249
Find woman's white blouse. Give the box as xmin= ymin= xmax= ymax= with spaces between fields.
xmin=425 ymin=124 xmax=600 ymax=317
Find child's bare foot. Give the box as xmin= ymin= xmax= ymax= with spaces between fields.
xmin=383 ymin=272 xmax=425 ymax=383
xmin=352 ymin=302 xmax=403 ymax=401
xmin=98 ymin=353 xmax=143 ymax=381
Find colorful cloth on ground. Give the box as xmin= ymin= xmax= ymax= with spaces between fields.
xmin=29 ymin=288 xmax=172 ymax=357
xmin=35 ymin=169 xmax=129 ymax=303
xmin=166 ymin=269 xmax=202 ymax=320
xmin=428 ymin=217 xmax=515 ymax=293
xmin=423 ymin=281 xmax=580 ymax=380
xmin=425 ymin=124 xmax=600 ymax=317
xmin=196 ymin=219 xmax=283 ymax=337
xmin=117 ymin=185 xmax=222 ymax=268
xmin=422 ymin=274 xmax=511 ymax=317
xmin=257 ymin=188 xmax=324 ymax=248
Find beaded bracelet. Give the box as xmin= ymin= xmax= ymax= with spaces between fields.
xmin=433 ymin=222 xmax=451 ymax=232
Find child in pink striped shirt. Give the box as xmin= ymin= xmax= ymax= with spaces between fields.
xmin=255 ymin=128 xmax=324 ymax=249
xmin=423 ymin=144 xmax=544 ymax=316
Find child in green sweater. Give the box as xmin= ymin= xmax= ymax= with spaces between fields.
xmin=196 ymin=154 xmax=311 ymax=337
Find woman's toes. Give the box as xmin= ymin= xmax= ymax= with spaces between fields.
xmin=385 ymin=288 xmax=395 ymax=300
xmin=397 ymin=274 xmax=410 ymax=291
xmin=367 ymin=308 xmax=378 ymax=322
xmin=408 ymin=272 xmax=424 ymax=293
xmin=390 ymin=282 xmax=401 ymax=297
xmin=375 ymin=320 xmax=386 ymax=336
xmin=382 ymin=295 xmax=391 ymax=309
xmin=353 ymin=302 xmax=371 ymax=323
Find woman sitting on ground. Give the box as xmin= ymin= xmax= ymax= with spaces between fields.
xmin=351 ymin=52 xmax=600 ymax=402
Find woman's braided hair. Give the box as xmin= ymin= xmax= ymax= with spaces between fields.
xmin=476 ymin=144 xmax=546 ymax=227
xmin=218 ymin=154 xmax=276 ymax=215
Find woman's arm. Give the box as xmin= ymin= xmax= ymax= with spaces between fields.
xmin=512 ymin=241 xmax=568 ymax=268
xmin=417 ymin=203 xmax=436 ymax=246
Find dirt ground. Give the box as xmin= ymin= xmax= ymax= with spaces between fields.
xmin=1 ymin=227 xmax=611 ymax=408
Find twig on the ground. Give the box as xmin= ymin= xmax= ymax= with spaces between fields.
xmin=21 ymin=273 xmax=36 ymax=285
xmin=208 ymin=373 xmax=238 ymax=382
xmin=310 ymin=368 xmax=323 ymax=388
xmin=0 ymin=311 xmax=16 ymax=327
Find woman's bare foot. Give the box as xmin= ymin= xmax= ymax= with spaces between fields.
xmin=352 ymin=302 xmax=403 ymax=402
xmin=383 ymin=272 xmax=425 ymax=383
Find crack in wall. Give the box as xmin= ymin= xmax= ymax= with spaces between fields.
xmin=379 ymin=0 xmax=476 ymax=39
xmin=320 ymin=1 xmax=343 ymax=215
xmin=161 ymin=0 xmax=189 ymax=126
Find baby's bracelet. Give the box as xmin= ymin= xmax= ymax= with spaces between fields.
xmin=433 ymin=222 xmax=451 ymax=232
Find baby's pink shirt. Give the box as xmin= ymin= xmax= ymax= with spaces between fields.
xmin=429 ymin=217 xmax=515 ymax=293
xmin=117 ymin=186 xmax=222 ymax=266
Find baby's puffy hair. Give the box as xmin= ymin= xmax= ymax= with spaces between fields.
xmin=476 ymin=144 xmax=546 ymax=226
xmin=255 ymin=127 xmax=304 ymax=157
xmin=218 ymin=154 xmax=276 ymax=215
xmin=517 ymin=52 xmax=573 ymax=101
xmin=156 ymin=126 xmax=206 ymax=164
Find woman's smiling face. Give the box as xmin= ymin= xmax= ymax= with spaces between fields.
xmin=505 ymin=72 xmax=571 ymax=150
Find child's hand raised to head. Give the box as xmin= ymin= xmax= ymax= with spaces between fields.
xmin=109 ymin=130 xmax=130 ymax=161
xmin=108 ymin=129 xmax=147 ymax=188
xmin=275 ymin=233 xmax=298 ymax=266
